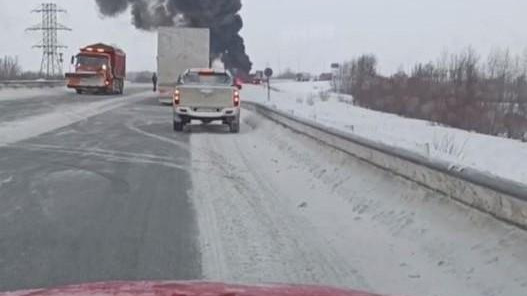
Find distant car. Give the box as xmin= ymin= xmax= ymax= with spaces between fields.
xmin=173 ymin=68 xmax=241 ymax=133
xmin=296 ymin=73 xmax=311 ymax=82
xmin=252 ymin=70 xmax=264 ymax=84
xmin=319 ymin=72 xmax=334 ymax=81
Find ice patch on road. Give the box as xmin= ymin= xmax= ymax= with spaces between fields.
xmin=0 ymin=92 xmax=149 ymax=146
xmin=7 ymin=143 xmax=188 ymax=171
xmin=0 ymin=176 xmax=13 ymax=188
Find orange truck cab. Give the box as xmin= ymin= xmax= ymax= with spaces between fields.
xmin=66 ymin=43 xmax=126 ymax=95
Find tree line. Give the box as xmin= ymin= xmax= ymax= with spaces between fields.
xmin=0 ymin=56 xmax=62 ymax=80
xmin=336 ymin=48 xmax=527 ymax=141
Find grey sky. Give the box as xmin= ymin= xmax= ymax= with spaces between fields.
xmin=1 ymin=0 xmax=526 ymax=74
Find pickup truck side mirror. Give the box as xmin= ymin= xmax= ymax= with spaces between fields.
xmin=71 ymin=55 xmax=75 ymax=65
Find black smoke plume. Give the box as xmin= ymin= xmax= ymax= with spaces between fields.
xmin=94 ymin=0 xmax=252 ymax=74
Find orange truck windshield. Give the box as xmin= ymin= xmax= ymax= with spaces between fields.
xmin=76 ymin=55 xmax=108 ymax=68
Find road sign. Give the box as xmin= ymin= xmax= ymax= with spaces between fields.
xmin=264 ymin=68 xmax=273 ymax=101
xmin=264 ymin=67 xmax=273 ymax=77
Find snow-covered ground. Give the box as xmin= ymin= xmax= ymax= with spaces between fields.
xmin=243 ymin=80 xmax=527 ymax=185
xmin=176 ymin=110 xmax=527 ymax=296
xmin=0 ymin=82 xmax=149 ymax=102
xmin=0 ymin=87 xmax=69 ymax=102
xmin=0 ymin=91 xmax=150 ymax=146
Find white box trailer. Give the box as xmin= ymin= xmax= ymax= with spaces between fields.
xmin=157 ymin=27 xmax=210 ymax=104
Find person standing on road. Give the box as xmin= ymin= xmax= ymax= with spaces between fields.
xmin=152 ymin=73 xmax=158 ymax=92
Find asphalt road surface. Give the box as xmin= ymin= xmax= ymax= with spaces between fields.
xmin=0 ymin=86 xmax=147 ymax=124
xmin=0 ymin=87 xmax=199 ymax=290
xmin=0 ymin=85 xmax=526 ymax=296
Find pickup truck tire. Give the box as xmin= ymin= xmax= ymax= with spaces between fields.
xmin=76 ymin=89 xmax=83 ymax=94
xmin=229 ymin=118 xmax=240 ymax=133
xmin=173 ymin=121 xmax=184 ymax=132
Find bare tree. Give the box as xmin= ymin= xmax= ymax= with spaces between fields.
xmin=337 ymin=48 xmax=527 ymax=140
xmin=0 ymin=56 xmax=22 ymax=80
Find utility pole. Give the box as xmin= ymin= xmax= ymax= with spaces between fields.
xmin=26 ymin=3 xmax=71 ymax=78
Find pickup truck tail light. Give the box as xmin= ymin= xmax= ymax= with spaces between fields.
xmin=233 ymin=90 xmax=240 ymax=107
xmin=173 ymin=89 xmax=181 ymax=105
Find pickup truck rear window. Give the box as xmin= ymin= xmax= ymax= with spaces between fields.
xmin=182 ymin=72 xmax=233 ymax=86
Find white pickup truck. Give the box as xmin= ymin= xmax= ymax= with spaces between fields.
xmin=173 ymin=69 xmax=242 ymax=133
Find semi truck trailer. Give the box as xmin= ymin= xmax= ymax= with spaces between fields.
xmin=157 ymin=27 xmax=210 ymax=104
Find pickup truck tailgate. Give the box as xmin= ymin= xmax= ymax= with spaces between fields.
xmin=179 ymin=85 xmax=234 ymax=108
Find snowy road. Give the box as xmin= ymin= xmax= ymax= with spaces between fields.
xmin=0 ymin=87 xmax=526 ymax=296
xmin=0 ymin=84 xmax=148 ymax=124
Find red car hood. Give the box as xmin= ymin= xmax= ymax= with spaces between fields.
xmin=0 ymin=281 xmax=385 ymax=296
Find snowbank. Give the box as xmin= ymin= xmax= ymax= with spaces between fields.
xmin=0 ymin=91 xmax=149 ymax=146
xmin=189 ymin=109 xmax=527 ymax=296
xmin=0 ymin=82 xmax=149 ymax=102
xmin=0 ymin=87 xmax=69 ymax=102
xmin=243 ymin=80 xmax=527 ymax=185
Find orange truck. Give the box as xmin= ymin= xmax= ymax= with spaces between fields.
xmin=66 ymin=43 xmax=126 ymax=94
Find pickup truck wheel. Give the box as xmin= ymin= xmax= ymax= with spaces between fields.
xmin=76 ymin=89 xmax=83 ymax=94
xmin=173 ymin=121 xmax=184 ymax=132
xmin=229 ymin=120 xmax=240 ymax=133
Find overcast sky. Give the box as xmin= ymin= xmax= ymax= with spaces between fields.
xmin=1 ymin=0 xmax=526 ymax=74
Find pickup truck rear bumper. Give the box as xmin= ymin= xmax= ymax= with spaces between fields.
xmin=174 ymin=106 xmax=239 ymax=122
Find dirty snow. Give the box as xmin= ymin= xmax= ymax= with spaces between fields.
xmin=187 ymin=110 xmax=527 ymax=296
xmin=0 ymin=87 xmax=69 ymax=102
xmin=243 ymin=81 xmax=527 ymax=185
xmin=0 ymin=91 xmax=149 ymax=146
xmin=0 ymin=82 xmax=150 ymax=103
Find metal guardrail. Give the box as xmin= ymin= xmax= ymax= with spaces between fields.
xmin=244 ymin=101 xmax=527 ymax=229
xmin=0 ymin=80 xmax=65 ymax=89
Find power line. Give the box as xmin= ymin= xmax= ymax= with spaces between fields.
xmin=26 ymin=2 xmax=71 ymax=77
